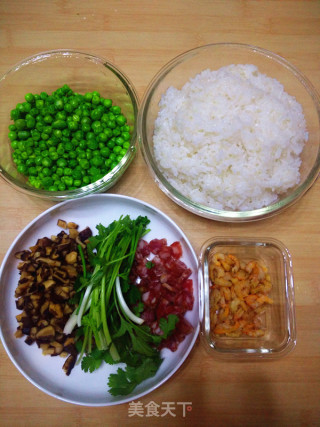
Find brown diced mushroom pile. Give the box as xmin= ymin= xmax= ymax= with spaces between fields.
xmin=14 ymin=220 xmax=92 ymax=375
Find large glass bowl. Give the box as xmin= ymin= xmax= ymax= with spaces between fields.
xmin=0 ymin=49 xmax=139 ymax=201
xmin=138 ymin=43 xmax=320 ymax=222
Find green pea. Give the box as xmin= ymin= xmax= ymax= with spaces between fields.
xmin=100 ymin=147 xmax=111 ymax=158
xmin=92 ymin=121 xmax=103 ymax=134
xmin=87 ymin=139 xmax=98 ymax=150
xmin=112 ymin=128 xmax=121 ymax=137
xmin=57 ymin=158 xmax=67 ymax=168
xmin=52 ymin=119 xmax=67 ymax=129
xmin=43 ymin=115 xmax=53 ymax=124
xmin=115 ymin=137 xmax=124 ymax=146
xmin=29 ymin=107 xmax=39 ymax=117
xmin=42 ymin=176 xmax=53 ymax=188
xmin=42 ymin=157 xmax=52 ymax=168
xmin=92 ymin=96 xmax=100 ymax=106
xmin=55 ymin=99 xmax=64 ymax=110
xmin=110 ymin=161 xmax=118 ymax=170
xmin=64 ymin=176 xmax=73 ymax=187
xmin=116 ymin=114 xmax=126 ymax=126
xmin=28 ymin=166 xmax=37 ymax=176
xmin=26 ymin=117 xmax=36 ymax=128
xmin=88 ymin=166 xmax=100 ymax=176
xmin=84 ymin=92 xmax=92 ymax=102
xmin=103 ymin=99 xmax=112 ymax=109
xmin=81 ymin=123 xmax=91 ymax=133
xmin=49 ymin=151 xmax=59 ymax=161
xmin=40 ymin=91 xmax=48 ymax=100
xmin=25 ymin=93 xmax=35 ymax=103
xmin=74 ymin=179 xmax=82 ymax=187
xmin=81 ymin=116 xmax=91 ymax=124
xmin=113 ymin=145 xmax=121 ymax=154
xmin=69 ymin=151 xmax=77 ymax=159
xmin=68 ymin=159 xmax=78 ymax=168
xmin=25 ymin=158 xmax=35 ymax=167
xmin=11 ymin=109 xmax=21 ymax=120
xmin=23 ymin=102 xmax=32 ymax=113
xmin=18 ymin=130 xmax=30 ymax=140
xmin=106 ymin=120 xmax=116 ymax=129
xmin=64 ymin=167 xmax=72 ymax=176
xmin=53 ymin=129 xmax=62 ymax=139
xmin=58 ymin=182 xmax=66 ymax=191
xmin=122 ymin=131 xmax=130 ymax=141
xmin=82 ymin=176 xmax=90 ymax=185
xmin=104 ymin=158 xmax=112 ymax=169
xmin=42 ymin=167 xmax=51 ymax=177
xmin=68 ymin=121 xmax=78 ymax=131
xmin=72 ymin=169 xmax=82 ymax=180
xmin=15 ymin=119 xmax=26 ymax=130
xmin=17 ymin=164 xmax=27 ymax=174
xmin=79 ymin=159 xmax=90 ymax=169
xmin=8 ymin=131 xmax=17 ymax=140
xmin=36 ymin=99 xmax=44 ymax=109
xmin=11 ymin=140 xmax=19 ymax=150
xmin=64 ymin=142 xmax=74 ymax=151
xmin=98 ymin=132 xmax=108 ymax=142
xmin=111 ymin=105 xmax=121 ymax=115
xmin=91 ymin=156 xmax=103 ymax=167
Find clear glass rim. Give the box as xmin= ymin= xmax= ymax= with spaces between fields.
xmin=0 ymin=49 xmax=140 ymax=201
xmin=138 ymin=42 xmax=320 ymax=222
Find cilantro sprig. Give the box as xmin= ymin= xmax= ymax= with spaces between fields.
xmin=63 ymin=215 xmax=180 ymax=396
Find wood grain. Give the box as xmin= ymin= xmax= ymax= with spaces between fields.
xmin=0 ymin=1 xmax=319 ymax=426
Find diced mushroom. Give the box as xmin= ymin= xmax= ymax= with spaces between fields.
xmin=67 ymin=222 xmax=78 ymax=229
xmin=36 ymin=325 xmax=55 ymax=341
xmin=68 ymin=228 xmax=79 ymax=239
xmin=65 ymin=251 xmax=78 ymax=264
xmin=43 ymin=279 xmax=56 ymax=290
xmin=62 ymin=354 xmax=76 ymax=376
xmin=57 ymin=219 xmax=67 ymax=229
xmin=37 ymin=258 xmax=61 ymax=267
xmin=49 ymin=302 xmax=63 ymax=319
xmin=14 ymin=220 xmax=92 ymax=376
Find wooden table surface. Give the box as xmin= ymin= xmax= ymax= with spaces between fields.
xmin=0 ymin=1 xmax=319 ymax=426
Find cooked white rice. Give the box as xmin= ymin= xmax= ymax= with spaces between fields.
xmin=153 ymin=64 xmax=308 ymax=211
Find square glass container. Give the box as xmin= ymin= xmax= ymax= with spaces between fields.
xmin=199 ymin=237 xmax=296 ymax=359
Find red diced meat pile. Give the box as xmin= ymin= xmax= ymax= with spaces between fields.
xmin=130 ymin=238 xmax=194 ymax=352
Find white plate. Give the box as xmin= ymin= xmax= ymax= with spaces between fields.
xmin=0 ymin=194 xmax=199 ymax=406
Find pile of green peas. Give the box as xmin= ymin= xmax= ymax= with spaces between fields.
xmin=8 ymin=84 xmax=131 ymax=191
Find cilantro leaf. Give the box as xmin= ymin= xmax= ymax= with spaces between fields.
xmin=108 ymin=356 xmax=163 ymax=396
xmin=81 ymin=354 xmax=103 ymax=373
xmin=81 ymin=348 xmax=119 ymax=373
xmin=159 ymin=314 xmax=179 ymax=338
xmin=145 ymin=260 xmax=155 ymax=269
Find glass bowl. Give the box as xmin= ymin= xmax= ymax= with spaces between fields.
xmin=0 ymin=49 xmax=139 ymax=201
xmin=138 ymin=43 xmax=320 ymax=222
xmin=199 ymin=236 xmax=296 ymax=359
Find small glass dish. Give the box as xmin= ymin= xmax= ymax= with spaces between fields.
xmin=199 ymin=236 xmax=296 ymax=359
xmin=0 ymin=49 xmax=139 ymax=201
